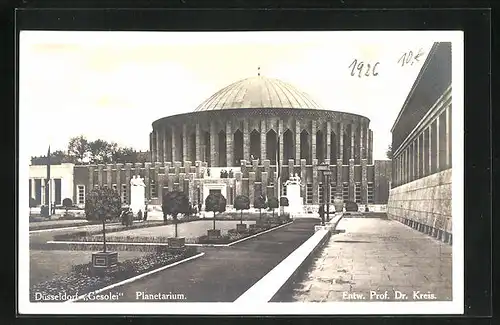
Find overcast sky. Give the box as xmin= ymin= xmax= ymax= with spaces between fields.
xmin=20 ymin=31 xmax=457 ymax=161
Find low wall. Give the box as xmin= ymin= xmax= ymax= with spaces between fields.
xmin=387 ymin=168 xmax=452 ymax=244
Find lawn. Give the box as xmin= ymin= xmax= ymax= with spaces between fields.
xmin=105 ymin=220 xmax=256 ymax=240
xmin=29 ymin=250 xmax=148 ymax=286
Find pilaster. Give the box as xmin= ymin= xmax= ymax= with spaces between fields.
xmin=124 ymin=163 xmax=132 ymax=204
xmin=311 ymin=120 xmax=317 ymax=162
xmin=360 ymin=122 xmax=366 ymax=159
xmin=182 ymin=124 xmax=188 ymax=163
xmin=106 ymin=164 xmax=112 ymax=188
xmin=339 ymin=123 xmax=344 ymax=162
xmin=295 ymin=120 xmax=301 ymax=164
xmin=88 ymin=166 xmax=94 ymax=191
xmin=171 ymin=126 xmax=177 ymax=162
xmin=278 ymin=120 xmax=284 ymax=164
xmin=144 ymin=162 xmax=151 ymax=200
xmin=312 ymin=159 xmax=319 ymax=204
xmin=260 ymin=119 xmax=266 ymax=160
xmin=336 ymin=159 xmax=342 ymax=199
xmin=350 ymin=125 xmax=355 ymax=160
xmin=243 ymin=120 xmax=250 ymax=162
xmin=361 ymin=158 xmax=368 ymax=204
xmin=326 ymin=121 xmax=331 ymax=162
xmin=195 ymin=123 xmax=201 ymax=162
xmin=210 ymin=121 xmax=217 ymax=167
xmin=300 ymin=159 xmax=307 ymax=203
xmin=155 ymin=129 xmax=161 ymax=163
xmin=115 ymin=163 xmax=122 ymax=197
xmin=249 ymin=171 xmax=256 ymax=206
xmin=226 ymin=121 xmax=233 ymax=167
xmin=97 ymin=164 xmax=104 ymax=186
xmin=348 ymin=159 xmax=355 ymax=202
xmin=162 ymin=128 xmax=167 ymax=163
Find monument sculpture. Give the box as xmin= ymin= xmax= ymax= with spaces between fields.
xmin=285 ymin=173 xmax=304 ymax=216
xmin=130 ymin=175 xmax=146 ymax=217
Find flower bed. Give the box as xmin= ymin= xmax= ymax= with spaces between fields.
xmin=30 ymin=246 xmax=198 ymax=302
xmin=196 ymin=219 xmax=292 ymax=245
xmin=51 ymin=219 xmax=196 ymax=241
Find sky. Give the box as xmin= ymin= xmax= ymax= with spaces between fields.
xmin=20 ymin=31 xmax=454 ymax=161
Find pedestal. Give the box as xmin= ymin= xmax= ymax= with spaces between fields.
xmin=168 ymin=237 xmax=186 ymax=249
xmin=236 ymin=224 xmax=248 ymax=233
xmin=286 ymin=184 xmax=303 ymax=213
xmin=207 ymin=229 xmax=221 ymax=240
xmin=92 ymin=251 xmax=118 ymax=273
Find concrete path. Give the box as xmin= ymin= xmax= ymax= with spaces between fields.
xmin=276 ymin=217 xmax=452 ymax=302
xmin=80 ymin=219 xmax=319 ymax=303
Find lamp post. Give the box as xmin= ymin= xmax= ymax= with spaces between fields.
xmin=318 ymin=164 xmax=331 ymax=223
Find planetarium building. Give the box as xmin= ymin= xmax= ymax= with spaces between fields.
xmin=30 ymin=75 xmax=392 ymax=209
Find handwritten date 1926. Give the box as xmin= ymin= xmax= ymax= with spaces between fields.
xmin=349 ymin=59 xmax=379 ymax=78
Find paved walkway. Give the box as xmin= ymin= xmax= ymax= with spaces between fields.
xmin=81 ymin=219 xmax=318 ymax=303
xmin=276 ymin=217 xmax=452 ymax=302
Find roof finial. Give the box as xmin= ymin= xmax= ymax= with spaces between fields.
xmin=257 ymin=66 xmax=260 ymax=76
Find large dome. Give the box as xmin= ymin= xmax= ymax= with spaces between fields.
xmin=194 ymin=76 xmax=322 ymax=111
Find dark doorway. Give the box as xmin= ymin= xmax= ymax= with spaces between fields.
xmin=233 ymin=129 xmax=243 ymax=165
xmin=218 ymin=130 xmax=227 ymax=166
xmin=283 ymin=129 xmax=294 ymax=164
xmin=250 ymin=130 xmax=261 ymax=160
xmin=266 ymin=129 xmax=277 ymax=164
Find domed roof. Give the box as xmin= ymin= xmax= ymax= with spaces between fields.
xmin=194 ymin=76 xmax=322 ymax=111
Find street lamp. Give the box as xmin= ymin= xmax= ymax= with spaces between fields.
xmin=318 ymin=165 xmax=331 ymax=223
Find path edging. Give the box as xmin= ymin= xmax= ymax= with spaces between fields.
xmin=64 ymin=252 xmax=205 ymax=303
xmin=234 ymin=226 xmax=332 ymax=303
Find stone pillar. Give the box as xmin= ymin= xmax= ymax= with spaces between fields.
xmin=124 ymin=163 xmax=132 ymax=204
xmin=368 ymin=130 xmax=373 ymax=164
xmin=173 ymin=161 xmax=181 ymax=175
xmin=168 ymin=173 xmax=175 ymax=192
xmin=348 ymin=159 xmax=355 ymax=202
xmin=88 ymin=166 xmax=94 ymax=191
xmin=171 ymin=126 xmax=177 ymax=162
xmin=339 ymin=123 xmax=344 ymax=162
xmin=446 ymin=105 xmax=451 ymax=168
xmin=361 ymin=158 xmax=368 ymax=203
xmin=300 ymin=159 xmax=307 ymax=203
xmin=150 ymin=132 xmax=155 ymax=163
xmin=288 ymin=159 xmax=294 ymax=177
xmin=182 ymin=124 xmax=188 ymax=163
xmin=312 ymin=159 xmax=318 ymax=205
xmin=162 ymin=127 xmax=168 ymax=163
xmin=350 ymin=125 xmax=355 ymax=160
xmin=336 ymin=159 xmax=343 ymax=198
xmin=360 ymin=122 xmax=366 ymax=159
xmin=278 ymin=120 xmax=284 ymax=165
xmin=179 ymin=173 xmax=186 ymax=193
xmin=326 ymin=121 xmax=331 ymax=162
xmin=311 ymin=120 xmax=317 ymax=162
xmin=295 ymin=120 xmax=301 ymax=164
xmin=144 ymin=162 xmax=151 ymax=200
xmin=436 ymin=118 xmax=440 ymax=172
xmin=226 ymin=121 xmax=233 ymax=167
xmin=416 ymin=137 xmax=420 ymax=178
xmin=261 ymin=172 xmax=268 ymax=196
xmin=235 ymin=171 xmax=242 ymax=196
xmin=106 ymin=164 xmax=112 ymax=188
xmin=155 ymin=129 xmax=161 ymax=164
xmin=195 ymin=123 xmax=201 ymax=162
xmin=157 ymin=173 xmax=165 ymax=204
xmin=243 ymin=120 xmax=250 ymax=162
xmin=133 ymin=162 xmax=140 ymax=176
xmin=115 ymin=163 xmax=122 ymax=197
xmin=249 ymin=172 xmax=256 ymax=206
xmin=210 ymin=121 xmax=217 ymax=167
xmin=263 ymin=159 xmax=271 ymax=176
xmin=97 ymin=164 xmax=104 ymax=186
xmin=260 ymin=119 xmax=266 ymax=160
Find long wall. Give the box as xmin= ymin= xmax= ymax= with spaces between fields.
xmin=387 ymin=169 xmax=452 ymax=243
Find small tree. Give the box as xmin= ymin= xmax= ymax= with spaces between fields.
xmin=253 ymin=195 xmax=267 ymax=221
xmin=62 ymin=198 xmax=73 ymax=216
xmin=84 ymin=186 xmax=121 ymax=252
xmin=267 ymin=197 xmax=279 ymax=218
xmin=162 ymin=191 xmax=191 ymax=237
xmin=29 ymin=197 xmax=36 ymax=216
xmin=234 ymin=195 xmax=250 ymax=224
xmin=386 ymin=144 xmax=393 ymax=160
xmin=205 ymin=192 xmax=227 ymax=230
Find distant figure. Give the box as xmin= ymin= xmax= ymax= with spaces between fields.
xmin=51 ymin=202 xmax=56 ymax=215
xmin=250 ymin=154 xmax=255 ymax=161
xmin=228 ymin=169 xmax=234 ymax=178
xmin=318 ymin=204 xmax=325 ymax=225
xmin=143 ymin=207 xmax=148 ymax=221
xmin=207 ymin=168 xmax=211 ymax=177
xmin=198 ymin=202 xmax=202 ymax=214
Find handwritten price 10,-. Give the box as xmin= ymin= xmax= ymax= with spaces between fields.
xmin=397 ymin=48 xmax=425 ymax=67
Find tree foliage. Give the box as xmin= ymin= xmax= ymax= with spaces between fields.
xmin=162 ymin=191 xmax=191 ymax=220
xmin=62 ymin=198 xmax=73 ymax=214
xmin=205 ymin=192 xmax=227 ymax=229
xmin=267 ymin=197 xmax=279 ymax=218
xmin=386 ymin=144 xmax=393 ymax=160
xmin=84 ymin=186 xmax=122 ymax=221
xmin=234 ymin=195 xmax=250 ymax=224
xmin=279 ymin=196 xmax=289 ymax=207
xmin=253 ymin=194 xmax=267 ymax=220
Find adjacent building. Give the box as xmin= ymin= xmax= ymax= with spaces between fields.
xmin=387 ymin=42 xmax=452 ymax=244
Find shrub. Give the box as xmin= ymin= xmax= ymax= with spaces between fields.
xmin=234 ymin=195 xmax=250 ymax=224
xmin=267 ymin=197 xmax=279 ymax=218
xmin=40 ymin=205 xmax=50 ymax=218
xmin=29 ymin=197 xmax=37 ymax=208
xmin=279 ymin=196 xmax=289 ymax=207
xmin=253 ymin=195 xmax=267 ymax=220
xmin=205 ymin=192 xmax=226 ymax=230
xmin=345 ymin=201 xmax=358 ymax=212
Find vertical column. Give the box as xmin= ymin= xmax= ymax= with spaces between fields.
xmin=326 ymin=121 xmax=331 ymax=162
xmin=336 ymin=158 xmax=343 ymax=199
xmin=417 ymin=136 xmax=421 ymax=178
xmin=210 ymin=121 xmax=217 ymax=167
xmin=348 ymin=159 xmax=355 ymax=202
xmin=97 ymin=164 xmax=104 ymax=186
xmin=295 ymin=120 xmax=301 ymax=164
xmin=106 ymin=164 xmax=112 ymax=188
xmin=361 ymin=158 xmax=368 ymax=203
xmin=360 ymin=122 xmax=366 ymax=159
xmin=311 ymin=120 xmax=317 ymax=162
xmin=278 ymin=120 xmax=284 ymax=165
xmin=88 ymin=166 xmax=94 ymax=191
xmin=446 ymin=105 xmax=451 ymax=168
xmin=260 ymin=119 xmax=266 ymax=161
xmin=195 ymin=123 xmax=201 ymax=162
xmin=338 ymin=123 xmax=344 ymax=163
xmin=243 ymin=120 xmax=250 ymax=162
xmin=226 ymin=121 xmax=233 ymax=167
xmin=300 ymin=159 xmax=307 ymax=203
xmin=350 ymin=125 xmax=355 ymax=160
xmin=149 ymin=132 xmax=154 ymax=163
xmin=143 ymin=162 xmax=150 ymax=200
xmin=116 ymin=163 xmax=122 ymax=197
xmin=171 ymin=126 xmax=177 ymax=162
xmin=312 ymin=159 xmax=318 ymax=205
xmin=436 ymin=117 xmax=440 ymax=172
xmin=124 ymin=163 xmax=132 ymax=204
xmin=182 ymin=124 xmax=188 ymax=163
xmin=368 ymin=130 xmax=373 ymax=164
xmin=249 ymin=172 xmax=256 ymax=207
xmin=155 ymin=129 xmax=161 ymax=164
xmin=162 ymin=127 xmax=167 ymax=163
